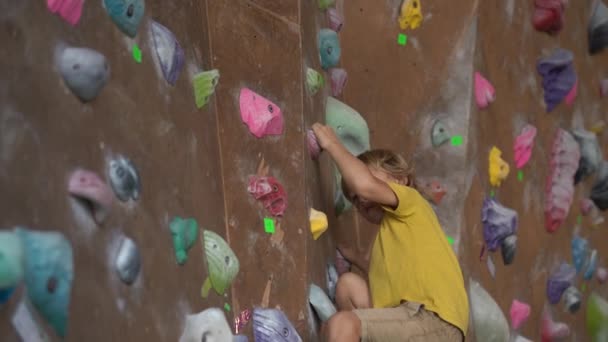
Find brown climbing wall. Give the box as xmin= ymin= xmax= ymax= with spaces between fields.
xmin=0 ymin=0 xmax=331 ymax=341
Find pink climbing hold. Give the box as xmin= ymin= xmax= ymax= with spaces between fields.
xmin=600 ymin=79 xmax=608 ymax=97
xmin=541 ymin=307 xmax=570 ymax=342
xmin=247 ymin=175 xmax=288 ymax=217
xmin=564 ymin=79 xmax=577 ymax=105
xmin=68 ymin=169 xmax=113 ymax=224
xmin=335 ymin=249 xmax=351 ymax=275
xmin=513 ymin=124 xmax=537 ymax=169
xmin=545 ymin=129 xmax=579 ymax=233
xmin=597 ymin=267 xmax=608 ymax=283
xmin=474 ymin=72 xmax=495 ymax=109
xmin=329 ymin=68 xmax=348 ymax=97
xmin=239 ymin=88 xmax=284 ymax=138
xmin=327 ymin=8 xmax=344 ymax=32
xmin=47 ymin=0 xmax=83 ymax=26
xmin=509 ymin=300 xmax=531 ymax=330
xmin=307 ymin=129 xmax=321 ymax=160
xmin=581 ymin=198 xmax=595 ymax=215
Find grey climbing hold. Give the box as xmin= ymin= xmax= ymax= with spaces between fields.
xmin=431 ymin=120 xmax=450 ymax=147
xmin=56 ymin=46 xmax=109 ymax=102
xmin=563 ymin=286 xmax=582 ymax=313
xmin=115 ymin=236 xmax=141 ymax=285
xmin=591 ymin=160 xmax=608 ymax=210
xmin=108 ymin=155 xmax=141 ymax=202
xmin=572 ymin=129 xmax=601 ymax=184
xmin=326 ymin=263 xmax=338 ymax=302
xmin=309 ymin=284 xmax=337 ymax=322
xmin=500 ymin=235 xmax=517 ymax=265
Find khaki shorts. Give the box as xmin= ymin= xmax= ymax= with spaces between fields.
xmin=353 ymin=302 xmax=463 ymax=342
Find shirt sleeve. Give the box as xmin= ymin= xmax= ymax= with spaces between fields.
xmin=381 ymin=182 xmax=419 ymax=218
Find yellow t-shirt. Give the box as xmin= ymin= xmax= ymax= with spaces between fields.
xmin=368 ymin=182 xmax=469 ymax=336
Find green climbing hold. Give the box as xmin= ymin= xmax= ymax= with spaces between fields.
xmin=0 ymin=231 xmax=24 ymax=288
xmin=517 ymin=170 xmax=524 ymax=181
xmin=397 ymin=33 xmax=408 ymax=46
xmin=318 ymin=0 xmax=335 ymax=10
xmin=446 ymin=235 xmax=455 ymax=246
xmin=490 ymin=190 xmax=495 ymax=197
xmin=587 ymin=293 xmax=608 ymax=341
xmin=193 ymin=69 xmax=220 ymax=109
xmin=264 ymin=217 xmax=275 ymax=234
xmin=224 ymin=303 xmax=231 ymax=312
xmin=132 ymin=43 xmax=142 ymax=63
xmin=202 ymin=230 xmax=239 ymax=297
xmin=170 ymin=217 xmax=199 ymax=265
xmin=306 ymin=68 xmax=325 ymax=95
xmin=451 ymin=135 xmax=463 ymax=146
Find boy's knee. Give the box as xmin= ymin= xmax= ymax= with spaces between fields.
xmin=336 ymin=272 xmax=360 ymax=293
xmin=326 ymin=311 xmax=361 ymax=341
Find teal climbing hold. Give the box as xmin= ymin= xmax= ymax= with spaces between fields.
xmin=318 ymin=29 xmax=341 ymax=70
xmin=0 ymin=231 xmax=24 ymax=289
xmin=16 ymin=228 xmax=73 ymax=337
xmin=431 ymin=120 xmax=450 ymax=147
xmin=103 ymin=0 xmax=145 ymax=38
xmin=170 ymin=217 xmax=199 ymax=265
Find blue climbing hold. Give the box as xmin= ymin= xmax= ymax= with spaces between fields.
xmin=16 ymin=228 xmax=73 ymax=337
xmin=103 ymin=0 xmax=145 ymax=38
xmin=571 ymin=236 xmax=589 ymax=273
xmin=318 ymin=29 xmax=341 ymax=70
xmin=0 ymin=287 xmax=15 ymax=304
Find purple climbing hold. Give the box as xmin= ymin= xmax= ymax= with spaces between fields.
xmin=546 ymin=263 xmax=576 ymax=304
xmin=252 ymin=307 xmax=302 ymax=342
xmin=537 ymin=48 xmax=577 ymax=112
xmin=150 ymin=20 xmax=184 ymax=86
xmin=482 ymin=198 xmax=518 ymax=252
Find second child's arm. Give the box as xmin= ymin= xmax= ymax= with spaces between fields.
xmin=311 ymin=123 xmax=398 ymax=209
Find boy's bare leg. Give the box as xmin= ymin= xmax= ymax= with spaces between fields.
xmin=335 ymin=272 xmax=371 ymax=311
xmin=325 ymin=311 xmax=361 ymax=342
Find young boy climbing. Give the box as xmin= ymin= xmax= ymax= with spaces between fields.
xmin=311 ymin=123 xmax=469 ymax=342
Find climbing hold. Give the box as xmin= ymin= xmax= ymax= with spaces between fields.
xmin=56 ymin=46 xmax=109 ymax=102
xmin=179 ymin=307 xmax=234 ymax=342
xmin=252 ymin=307 xmax=302 ymax=342
xmin=431 ymin=120 xmax=450 ymax=147
xmin=235 ymin=309 xmax=252 ymax=335
xmin=326 ymin=97 xmax=370 ymax=214
xmin=545 ymin=129 xmax=580 ymax=232
xmin=169 ymin=217 xmax=198 ymax=265
xmin=307 ymin=130 xmax=321 ymax=160
xmin=513 ymin=335 xmax=533 ymax=342
xmin=247 ymin=176 xmax=288 ymax=217
xmin=537 ymin=48 xmax=577 ymax=112
xmin=46 ymin=0 xmax=83 ymax=26
xmin=486 ymin=254 xmax=496 ymax=278
xmin=397 ymin=33 xmax=408 ymax=46
xmin=565 ymin=79 xmax=578 ymax=105
xmin=317 ymin=0 xmax=335 ymax=10
xmin=327 ymin=8 xmax=344 ymax=32
xmin=416 ymin=179 xmax=447 ymax=205
xmin=0 ymin=287 xmax=15 ymax=304
xmin=150 ymin=20 xmax=184 ymax=86
xmin=68 ymin=169 xmax=113 ymax=225
xmin=114 ymin=236 xmax=140 ymax=285
xmin=305 ymin=68 xmax=325 ymax=95
xmin=102 ymin=0 xmax=145 ymax=38
xmin=597 ymin=267 xmax=608 ymax=283
xmin=329 ymin=68 xmax=347 ymax=97
xmin=541 ymin=306 xmax=570 ymax=341
xmin=326 ymin=263 xmax=338 ymax=301
xmin=16 ymin=228 xmax=73 ymax=337
xmin=193 ymin=69 xmax=220 ymax=109
xmin=571 ymin=235 xmax=589 ymax=273
xmin=335 ymin=249 xmax=351 ymax=275
xmin=585 ymin=249 xmax=598 ymax=281
xmin=563 ymin=286 xmax=582 ymax=313
xmin=572 ymin=129 xmax=602 ymax=184
xmin=590 ymin=120 xmax=606 ymax=134
xmin=201 ymin=230 xmax=239 ymax=297
xmin=532 ymin=0 xmax=566 ymax=35
xmin=108 ymin=155 xmax=141 ymax=202
xmin=0 ymin=231 xmax=24 ymax=289
xmin=309 ymin=208 xmax=328 ymax=240
xmin=510 ymin=299 xmax=531 ymax=330
xmin=398 ymin=0 xmax=423 ymax=30
xmin=488 ymin=146 xmax=509 ymax=187
xmin=546 ymin=263 xmax=576 ymax=304
xmin=308 ymin=284 xmax=337 ymax=322
xmin=514 ymin=124 xmax=537 ymax=169
xmin=587 ymin=293 xmax=608 ymax=342
xmin=500 ymin=235 xmax=517 ymax=265
xmin=589 ymin=0 xmax=608 ymax=54
xmin=474 ymin=72 xmax=495 ymax=110
xmin=591 ymin=160 xmax=608 ymax=210
xmin=132 ymin=43 xmax=142 ymax=63
xmin=239 ymin=88 xmax=283 ymax=138
xmin=469 ymin=279 xmax=510 ymax=342
xmin=482 ymin=198 xmax=518 ymax=255
xmin=318 ymin=29 xmax=341 ymax=70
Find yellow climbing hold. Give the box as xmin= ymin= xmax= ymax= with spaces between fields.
xmin=398 ymin=0 xmax=423 ymax=30
xmin=489 ymin=146 xmax=510 ymax=187
xmin=310 ymin=208 xmax=328 ymax=240
xmin=589 ymin=120 xmax=605 ymax=134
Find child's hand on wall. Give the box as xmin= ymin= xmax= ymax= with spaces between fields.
xmin=311 ymin=123 xmax=341 ymax=151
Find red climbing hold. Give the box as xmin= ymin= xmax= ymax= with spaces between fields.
xmin=533 ymin=0 xmax=566 ymax=35
xmin=247 ymin=175 xmax=288 ymax=217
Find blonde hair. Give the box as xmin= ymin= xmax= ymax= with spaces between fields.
xmin=357 ymin=149 xmax=415 ymax=186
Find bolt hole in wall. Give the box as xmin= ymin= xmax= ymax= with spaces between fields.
xmin=1 ymin=0 xmax=608 ymax=341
